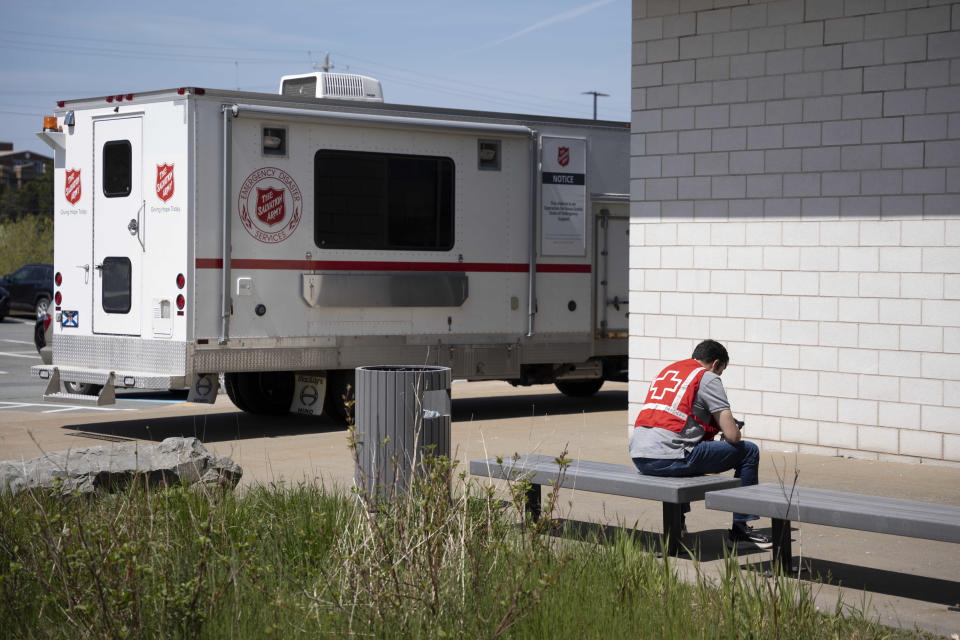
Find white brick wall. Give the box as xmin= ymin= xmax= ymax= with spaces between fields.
xmin=630 ymin=0 xmax=960 ymax=463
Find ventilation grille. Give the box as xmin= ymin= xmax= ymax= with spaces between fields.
xmin=322 ymin=73 xmax=364 ymax=98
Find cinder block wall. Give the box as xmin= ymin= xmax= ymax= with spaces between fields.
xmin=629 ymin=0 xmax=960 ymax=465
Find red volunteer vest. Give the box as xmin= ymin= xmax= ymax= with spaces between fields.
xmin=634 ymin=359 xmax=720 ymax=441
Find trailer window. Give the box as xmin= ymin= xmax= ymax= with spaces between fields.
xmin=102 ymin=140 xmax=132 ymax=197
xmin=101 ymin=257 xmax=132 ymax=314
xmin=314 ymin=150 xmax=454 ymax=251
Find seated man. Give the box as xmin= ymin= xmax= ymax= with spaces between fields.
xmin=630 ymin=339 xmax=771 ymax=550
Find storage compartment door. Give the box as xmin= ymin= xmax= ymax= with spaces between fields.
xmin=93 ymin=117 xmax=143 ymax=336
xmin=595 ymin=204 xmax=629 ymax=335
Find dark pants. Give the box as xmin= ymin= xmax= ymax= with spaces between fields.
xmin=633 ymin=439 xmax=760 ymax=526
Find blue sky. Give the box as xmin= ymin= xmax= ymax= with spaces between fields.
xmin=1 ymin=0 xmax=630 ymax=156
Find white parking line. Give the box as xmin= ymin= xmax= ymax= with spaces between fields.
xmin=0 ymin=351 xmax=41 ymax=359
xmin=0 ymin=401 xmax=132 ymax=412
xmin=0 ymin=318 xmax=32 ymax=325
xmin=0 ymin=339 xmax=34 ymax=345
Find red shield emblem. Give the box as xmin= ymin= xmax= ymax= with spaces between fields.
xmin=558 ymin=146 xmax=570 ymax=167
xmin=256 ymin=187 xmax=285 ymax=226
xmin=65 ymin=168 xmax=81 ymax=205
xmin=156 ymin=163 xmax=174 ymax=202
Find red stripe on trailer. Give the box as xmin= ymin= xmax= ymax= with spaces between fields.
xmin=194 ymin=258 xmax=589 ymax=273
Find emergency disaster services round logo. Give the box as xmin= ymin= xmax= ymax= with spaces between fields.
xmin=238 ymin=167 xmax=302 ymax=243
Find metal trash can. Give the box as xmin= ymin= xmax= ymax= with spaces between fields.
xmin=353 ymin=365 xmax=452 ymax=498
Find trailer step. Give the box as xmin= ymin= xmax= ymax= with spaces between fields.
xmin=43 ymin=391 xmax=108 ymax=405
xmin=43 ymin=368 xmax=117 ymax=406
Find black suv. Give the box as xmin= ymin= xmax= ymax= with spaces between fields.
xmin=0 ymin=263 xmax=53 ymax=317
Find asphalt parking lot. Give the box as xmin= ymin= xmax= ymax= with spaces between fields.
xmin=0 ymin=313 xmax=194 ymax=414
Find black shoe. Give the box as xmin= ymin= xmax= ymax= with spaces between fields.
xmin=726 ymin=524 xmax=772 ymax=551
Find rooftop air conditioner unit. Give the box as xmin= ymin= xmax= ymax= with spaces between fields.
xmin=278 ymin=72 xmax=383 ymax=102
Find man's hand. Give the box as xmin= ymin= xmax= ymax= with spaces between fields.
xmin=713 ymin=409 xmax=742 ymax=443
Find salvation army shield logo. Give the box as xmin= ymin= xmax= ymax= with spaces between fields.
xmin=558 ymin=146 xmax=570 ymax=168
xmin=238 ymin=167 xmax=302 ymax=243
xmin=65 ymin=168 xmax=81 ymax=205
xmin=156 ymin=163 xmax=174 ymax=202
xmin=255 ymin=187 xmax=285 ymax=226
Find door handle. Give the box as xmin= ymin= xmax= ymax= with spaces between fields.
xmin=607 ymin=295 xmax=628 ymax=311
xmin=133 ymin=200 xmax=146 ymax=250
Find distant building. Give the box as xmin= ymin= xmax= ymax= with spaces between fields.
xmin=0 ymin=143 xmax=52 ymax=189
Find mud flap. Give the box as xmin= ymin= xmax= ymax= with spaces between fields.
xmin=188 ymin=373 xmax=220 ymax=403
xmin=290 ymin=374 xmax=326 ymax=416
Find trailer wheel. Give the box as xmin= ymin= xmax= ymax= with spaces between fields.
xmin=323 ymin=369 xmax=356 ymax=425
xmin=555 ymin=378 xmax=604 ymax=397
xmin=236 ymin=371 xmax=295 ymax=415
xmin=223 ymin=373 xmax=250 ymax=412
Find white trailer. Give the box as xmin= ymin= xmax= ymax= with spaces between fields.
xmin=33 ymin=74 xmax=629 ymax=420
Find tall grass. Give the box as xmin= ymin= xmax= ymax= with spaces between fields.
xmin=0 ymin=461 xmax=932 ymax=640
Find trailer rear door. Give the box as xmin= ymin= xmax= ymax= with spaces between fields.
xmin=93 ymin=117 xmax=143 ymax=336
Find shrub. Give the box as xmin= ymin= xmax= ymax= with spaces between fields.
xmin=0 ymin=213 xmax=53 ymax=275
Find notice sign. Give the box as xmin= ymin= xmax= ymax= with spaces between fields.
xmin=540 ymin=137 xmax=586 ymax=256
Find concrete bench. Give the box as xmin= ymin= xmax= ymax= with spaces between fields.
xmin=705 ymin=483 xmax=960 ymax=573
xmin=469 ymin=454 xmax=741 ymax=555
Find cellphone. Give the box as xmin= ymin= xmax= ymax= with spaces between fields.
xmin=734 ymin=419 xmax=745 ymax=429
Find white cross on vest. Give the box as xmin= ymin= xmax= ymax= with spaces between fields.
xmin=649 ymin=369 xmax=684 ymax=401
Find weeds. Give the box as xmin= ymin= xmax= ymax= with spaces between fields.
xmin=0 ymin=467 xmax=933 ymax=639
xmin=345 ymin=372 xmax=582 ymax=639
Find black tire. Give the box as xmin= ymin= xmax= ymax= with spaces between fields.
xmin=222 ymin=372 xmax=250 ymax=412
xmin=235 ymin=371 xmax=295 ymax=415
xmin=555 ymin=378 xmax=604 ymax=397
xmin=64 ymin=381 xmax=102 ymax=395
xmin=34 ymin=317 xmax=46 ymax=350
xmin=323 ymin=369 xmax=356 ymax=425
xmin=34 ymin=296 xmax=50 ymax=318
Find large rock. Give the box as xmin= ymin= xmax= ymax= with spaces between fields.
xmin=0 ymin=437 xmax=242 ymax=494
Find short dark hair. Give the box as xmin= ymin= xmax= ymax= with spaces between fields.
xmin=692 ymin=339 xmax=729 ymax=367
